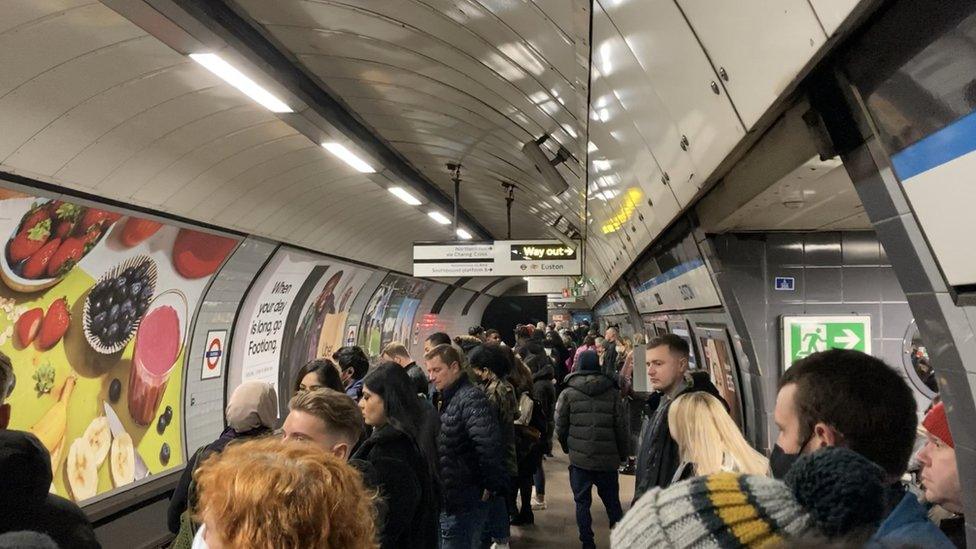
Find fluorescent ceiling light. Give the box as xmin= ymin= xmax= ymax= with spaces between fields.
xmin=189 ymin=53 xmax=292 ymax=113
xmin=428 ymin=211 xmax=451 ymax=225
xmin=322 ymin=142 xmax=376 ymax=173
xmin=388 ymin=186 xmax=421 ymax=205
xmin=456 ymin=228 xmax=472 ymax=240
xmin=523 ymin=277 xmax=530 ymax=281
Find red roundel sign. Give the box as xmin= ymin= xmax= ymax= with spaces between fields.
xmin=206 ymin=337 xmax=222 ymax=370
xmin=201 ymin=330 xmax=226 ymax=380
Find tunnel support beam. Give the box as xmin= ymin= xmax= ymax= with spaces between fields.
xmin=814 ymin=70 xmax=976 ymax=544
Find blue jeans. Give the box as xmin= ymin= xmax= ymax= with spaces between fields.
xmin=534 ymin=462 xmax=546 ymax=496
xmin=569 ymin=465 xmax=623 ymax=548
xmin=481 ymin=494 xmax=510 ymax=544
xmin=439 ymin=503 xmax=488 ymax=549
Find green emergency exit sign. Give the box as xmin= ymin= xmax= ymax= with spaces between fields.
xmin=781 ymin=315 xmax=872 ymax=370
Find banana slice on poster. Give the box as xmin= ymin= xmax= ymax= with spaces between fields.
xmin=110 ymin=432 xmax=135 ymax=488
xmin=65 ymin=438 xmax=98 ymax=502
xmin=83 ymin=417 xmax=111 ymax=467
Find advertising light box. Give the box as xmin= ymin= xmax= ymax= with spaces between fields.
xmin=230 ymin=248 xmax=373 ymax=401
xmin=359 ymin=274 xmax=431 ymax=359
xmin=413 ymin=240 xmax=581 ymax=277
xmin=0 ymin=190 xmax=238 ymax=505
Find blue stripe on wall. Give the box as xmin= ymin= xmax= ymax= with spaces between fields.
xmin=633 ymin=258 xmax=704 ymax=294
xmin=891 ymin=110 xmax=976 ymax=180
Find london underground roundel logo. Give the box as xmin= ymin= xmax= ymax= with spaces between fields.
xmin=205 ymin=337 xmax=222 ymax=370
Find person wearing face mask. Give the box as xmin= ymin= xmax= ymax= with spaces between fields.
xmin=169 ymin=381 xmax=277 ymax=540
xmin=333 ymin=345 xmax=371 ymax=401
xmin=772 ymin=349 xmax=953 ymax=548
xmin=354 ymin=363 xmax=439 ymax=549
xmin=190 ymin=437 xmax=378 ymax=549
xmin=914 ymin=402 xmax=965 ymax=548
xmin=633 ymin=335 xmax=726 ymax=502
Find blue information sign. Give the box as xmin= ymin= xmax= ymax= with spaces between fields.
xmin=774 ymin=276 xmax=795 ymax=291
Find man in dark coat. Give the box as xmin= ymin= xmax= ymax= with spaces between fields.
xmin=633 ymin=335 xmax=726 ymax=502
xmin=524 ymin=349 xmax=557 ymax=512
xmin=556 ymin=350 xmax=628 ymax=549
xmin=0 ymin=430 xmax=99 ymax=549
xmin=381 ymin=342 xmax=429 ymax=398
xmin=425 ymin=343 xmax=508 ymax=549
xmin=601 ymin=327 xmax=620 ymax=378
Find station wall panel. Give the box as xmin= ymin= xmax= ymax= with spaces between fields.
xmin=707 ymin=231 xmax=930 ymax=448
xmin=182 ymin=237 xmax=276 ymax=457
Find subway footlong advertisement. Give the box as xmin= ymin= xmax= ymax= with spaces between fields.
xmin=0 ymin=189 xmax=238 ymax=504
xmin=231 ymin=248 xmax=373 ymax=414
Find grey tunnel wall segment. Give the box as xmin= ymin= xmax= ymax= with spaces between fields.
xmin=840 ymin=134 xmax=976 ymax=544
xmin=699 ymin=231 xmax=924 ymax=453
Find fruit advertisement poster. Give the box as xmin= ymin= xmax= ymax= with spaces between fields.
xmin=0 ymin=190 xmax=238 ymax=505
xmin=695 ymin=326 xmax=745 ymax=430
xmin=361 ymin=274 xmax=430 ymax=358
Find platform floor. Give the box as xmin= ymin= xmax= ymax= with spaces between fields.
xmin=510 ymin=453 xmax=636 ymax=548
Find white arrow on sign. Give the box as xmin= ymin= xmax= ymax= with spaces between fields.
xmin=834 ymin=328 xmax=861 ymax=349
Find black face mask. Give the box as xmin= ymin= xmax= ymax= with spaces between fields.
xmin=770 ymin=433 xmax=813 ymax=479
xmin=769 ymin=444 xmax=801 ymax=479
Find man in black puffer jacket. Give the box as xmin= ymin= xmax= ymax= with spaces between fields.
xmin=556 ymin=350 xmax=627 ymax=549
xmin=425 ymin=343 xmax=507 ymax=549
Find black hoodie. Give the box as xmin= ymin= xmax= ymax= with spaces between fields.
xmin=0 ymin=430 xmax=100 ymax=548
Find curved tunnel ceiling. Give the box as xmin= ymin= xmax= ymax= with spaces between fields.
xmin=226 ymin=0 xmax=591 ymax=241
xmin=0 ymin=0 xmax=590 ymax=277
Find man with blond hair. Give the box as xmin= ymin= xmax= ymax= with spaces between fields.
xmin=283 ymin=388 xmax=365 ymax=459
xmin=381 ymin=342 xmax=428 ymax=397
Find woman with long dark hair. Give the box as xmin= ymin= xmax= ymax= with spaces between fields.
xmin=354 ymin=362 xmax=438 ymax=549
xmin=293 ymin=358 xmax=344 ymax=395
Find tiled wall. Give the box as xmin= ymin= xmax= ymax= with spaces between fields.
xmin=706 ymin=231 xmax=930 ymax=447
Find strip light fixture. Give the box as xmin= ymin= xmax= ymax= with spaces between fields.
xmin=322 ymin=143 xmax=376 ymax=173
xmin=388 ymin=187 xmax=421 ymax=205
xmin=189 ymin=53 xmax=292 ymax=113
xmin=428 ymin=211 xmax=451 ymax=225
xmin=456 ymin=228 xmax=472 ymax=240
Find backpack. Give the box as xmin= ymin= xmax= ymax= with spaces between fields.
xmin=514 ymin=392 xmax=548 ymax=469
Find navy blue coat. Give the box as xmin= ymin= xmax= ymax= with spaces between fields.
xmin=436 ymin=376 xmax=508 ymax=513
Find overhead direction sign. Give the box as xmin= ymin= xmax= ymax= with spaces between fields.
xmin=781 ymin=315 xmax=871 ymax=370
xmin=413 ymin=240 xmax=581 ymax=277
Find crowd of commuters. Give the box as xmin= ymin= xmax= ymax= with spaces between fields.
xmin=0 ymin=317 xmax=968 ymax=549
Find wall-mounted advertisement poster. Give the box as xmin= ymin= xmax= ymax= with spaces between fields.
xmin=360 ymin=274 xmax=430 ymax=358
xmin=695 ymin=325 xmax=745 ymax=430
xmin=230 ymin=249 xmax=371 ymax=400
xmin=0 ymin=190 xmax=238 ymax=505
xmin=283 ymin=262 xmax=373 ymax=387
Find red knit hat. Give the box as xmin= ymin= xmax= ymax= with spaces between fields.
xmin=922 ymin=402 xmax=954 ymax=448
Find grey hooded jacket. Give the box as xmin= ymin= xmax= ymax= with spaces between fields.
xmin=555 ymin=371 xmax=628 ymax=472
